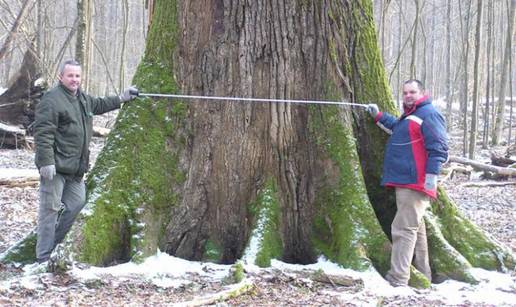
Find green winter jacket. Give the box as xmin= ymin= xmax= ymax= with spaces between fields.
xmin=34 ymin=83 xmax=121 ymax=177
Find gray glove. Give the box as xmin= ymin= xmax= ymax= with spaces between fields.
xmin=424 ymin=173 xmax=438 ymax=190
xmin=40 ymin=165 xmax=56 ymax=180
xmin=367 ymin=104 xmax=379 ymax=117
xmin=120 ymin=86 xmax=139 ymax=102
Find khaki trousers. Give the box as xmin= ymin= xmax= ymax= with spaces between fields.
xmin=385 ymin=188 xmax=431 ymax=285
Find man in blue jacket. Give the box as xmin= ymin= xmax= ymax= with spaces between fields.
xmin=367 ymin=79 xmax=448 ymax=286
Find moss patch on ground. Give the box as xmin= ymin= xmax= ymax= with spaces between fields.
xmin=0 ymin=230 xmax=37 ymax=265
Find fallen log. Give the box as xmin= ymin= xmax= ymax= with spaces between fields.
xmin=309 ymin=269 xmax=363 ymax=288
xmin=448 ymin=156 xmax=516 ymax=177
xmin=0 ymin=168 xmax=39 ymax=187
xmin=459 ymin=181 xmax=516 ymax=188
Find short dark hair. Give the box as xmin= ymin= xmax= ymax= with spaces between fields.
xmin=59 ymin=59 xmax=81 ymax=75
xmin=404 ymin=79 xmax=425 ymax=91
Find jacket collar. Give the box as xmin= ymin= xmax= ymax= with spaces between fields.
xmin=403 ymin=95 xmax=430 ymax=116
xmin=58 ymin=82 xmax=81 ymax=98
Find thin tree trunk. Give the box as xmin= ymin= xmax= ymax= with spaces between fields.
xmin=428 ymin=2 xmax=436 ymax=96
xmin=410 ymin=0 xmax=419 ymax=78
xmin=445 ymin=0 xmax=453 ymax=132
xmin=459 ymin=0 xmax=472 ymax=156
xmin=508 ymin=37 xmax=514 ymax=145
xmin=492 ymin=0 xmax=516 ymax=145
xmin=75 ymin=0 xmax=93 ymax=91
xmin=118 ymin=0 xmax=129 ymax=91
xmin=396 ymin=0 xmax=402 ymax=107
xmin=469 ymin=0 xmax=483 ymax=159
xmin=483 ymin=0 xmax=494 ymax=148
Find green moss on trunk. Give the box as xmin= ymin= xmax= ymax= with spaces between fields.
xmin=431 ymin=188 xmax=514 ymax=271
xmin=72 ymin=0 xmax=184 ymax=265
xmin=242 ymin=180 xmax=282 ymax=268
xmin=425 ymin=211 xmax=478 ymax=284
xmin=309 ymin=101 xmax=390 ymax=274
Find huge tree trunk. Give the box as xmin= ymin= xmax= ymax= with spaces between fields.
xmin=2 ymin=0 xmax=513 ymax=288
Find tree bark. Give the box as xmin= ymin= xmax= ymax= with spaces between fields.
xmin=2 ymin=0 xmax=514 ymax=289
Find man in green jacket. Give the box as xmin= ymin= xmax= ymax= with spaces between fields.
xmin=34 ymin=59 xmax=137 ymax=263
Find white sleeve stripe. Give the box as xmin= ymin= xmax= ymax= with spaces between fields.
xmin=376 ymin=121 xmax=392 ymax=135
xmin=406 ymin=115 xmax=423 ymax=125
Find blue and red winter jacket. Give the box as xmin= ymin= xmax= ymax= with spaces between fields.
xmin=374 ymin=96 xmax=448 ymax=198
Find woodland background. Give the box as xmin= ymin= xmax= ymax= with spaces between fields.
xmin=0 ymin=0 xmax=515 ymax=306
xmin=1 ymin=0 xmax=515 ymax=152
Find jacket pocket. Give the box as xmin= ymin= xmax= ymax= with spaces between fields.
xmin=54 ymin=143 xmax=80 ymax=174
xmin=384 ymin=143 xmax=417 ymax=184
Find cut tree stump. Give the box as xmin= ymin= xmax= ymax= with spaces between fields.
xmin=0 ymin=122 xmax=32 ymax=149
xmin=490 ymin=153 xmax=516 ymax=168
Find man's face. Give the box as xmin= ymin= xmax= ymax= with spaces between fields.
xmin=58 ymin=64 xmax=81 ymax=94
xmin=402 ymin=82 xmax=424 ymax=107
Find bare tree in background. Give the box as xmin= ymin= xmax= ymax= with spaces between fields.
xmin=75 ymin=0 xmax=93 ymax=91
xmin=459 ymin=0 xmax=473 ymax=156
xmin=445 ymin=0 xmax=453 ymax=132
xmin=468 ymin=0 xmax=483 ymax=159
xmin=409 ymin=0 xmax=420 ymax=78
xmin=483 ymin=0 xmax=494 ymax=148
xmin=492 ymin=0 xmax=516 ymax=145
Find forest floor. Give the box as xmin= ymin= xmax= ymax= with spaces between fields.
xmin=0 ymin=112 xmax=515 ymax=306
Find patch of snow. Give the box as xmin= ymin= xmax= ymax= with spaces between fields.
xmin=0 ymin=87 xmax=6 ymax=95
xmin=269 ymin=256 xmax=516 ymax=306
xmin=71 ymin=250 xmax=231 ymax=288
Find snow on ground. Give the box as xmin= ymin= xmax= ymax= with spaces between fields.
xmin=0 ymin=88 xmax=6 ymax=96
xmin=2 ymin=252 xmax=514 ymax=306
xmin=71 ymin=251 xmax=230 ymax=289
